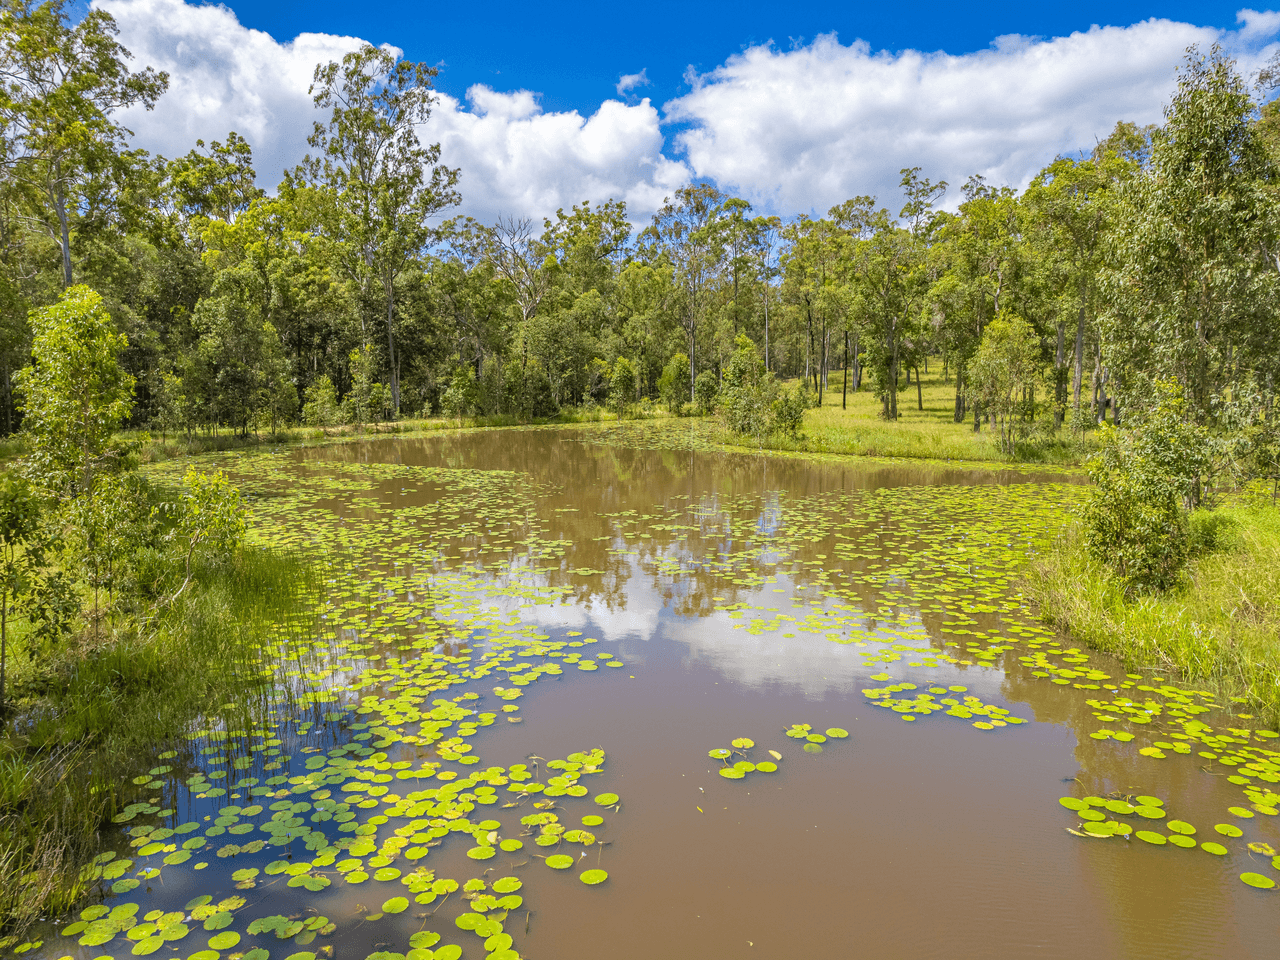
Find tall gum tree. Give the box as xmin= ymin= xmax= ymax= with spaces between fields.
xmin=296 ymin=44 xmax=460 ymax=417
xmin=1102 ymin=45 xmax=1280 ymax=424
xmin=0 ymin=0 xmax=167 ymax=288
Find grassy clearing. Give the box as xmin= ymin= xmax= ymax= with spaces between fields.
xmin=1023 ymin=505 xmax=1280 ymax=729
xmin=0 ymin=546 xmax=317 ymax=931
xmin=735 ymin=364 xmax=1095 ymax=464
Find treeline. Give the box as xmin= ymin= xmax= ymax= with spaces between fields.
xmin=3 ymin=3 xmax=1280 ymax=459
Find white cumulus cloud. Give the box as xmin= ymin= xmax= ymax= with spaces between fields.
xmin=96 ymin=0 xmax=689 ymax=223
xmin=96 ymin=0 xmax=1280 ymax=225
xmin=430 ymin=87 xmax=688 ymax=224
xmin=96 ymin=0 xmax=366 ymax=186
xmin=616 ymin=68 xmax=649 ymax=96
xmin=665 ymin=17 xmax=1280 ymax=214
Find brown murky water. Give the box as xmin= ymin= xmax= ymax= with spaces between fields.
xmin=301 ymin=425 xmax=1279 ymax=960
xmin=30 ymin=423 xmax=1280 ymax=960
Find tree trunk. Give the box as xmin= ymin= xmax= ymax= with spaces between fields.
xmin=916 ymin=366 xmax=923 ymax=411
xmin=54 ymin=171 xmax=73 ymax=288
xmin=385 ymin=281 xmax=400 ymax=418
xmin=1073 ymin=305 xmax=1085 ymax=420
xmin=842 ymin=333 xmax=849 ymax=410
xmin=1054 ymin=320 xmax=1066 ymax=428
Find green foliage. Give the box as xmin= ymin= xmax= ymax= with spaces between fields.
xmin=968 ymin=313 xmax=1042 ymax=454
xmin=0 ymin=471 xmax=44 ymax=709
xmin=1082 ymin=384 xmax=1211 ymax=591
xmin=302 ymin=375 xmax=341 ymax=428
xmin=658 ymin=353 xmax=691 ymax=414
xmin=15 ymin=286 xmax=135 ymax=497
xmin=771 ymin=381 xmax=809 ymax=439
xmin=608 ymin=357 xmax=637 ymax=413
xmin=170 ymin=467 xmax=248 ymax=582
xmin=1101 ymin=46 xmax=1280 ymax=422
xmin=441 ymin=367 xmax=477 ymax=419
xmin=693 ymin=370 xmax=718 ymax=416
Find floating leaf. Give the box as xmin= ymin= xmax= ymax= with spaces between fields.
xmin=545 ymin=854 xmax=574 ymax=869
xmin=580 ymin=869 xmax=608 ymax=885
xmin=1135 ymin=831 xmax=1167 ymax=845
xmin=1241 ymin=872 xmax=1276 ymax=889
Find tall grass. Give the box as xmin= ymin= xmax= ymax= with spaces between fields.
xmin=1023 ymin=506 xmax=1280 ymax=729
xmin=0 ymin=546 xmax=318 ymax=932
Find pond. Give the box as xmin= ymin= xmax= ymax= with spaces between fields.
xmin=24 ymin=422 xmax=1280 ymax=960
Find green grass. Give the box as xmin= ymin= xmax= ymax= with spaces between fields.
xmin=733 ymin=364 xmax=1095 ymax=464
xmin=0 ymin=546 xmax=317 ymax=932
xmin=1023 ymin=505 xmax=1280 ymax=729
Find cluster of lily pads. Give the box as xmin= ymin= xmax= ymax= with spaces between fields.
xmin=16 ymin=420 xmax=1280 ymax=958
xmin=708 ymin=738 xmax=780 ymax=779
xmin=1059 ymin=793 xmax=1280 ymax=889
xmin=861 ymin=682 xmax=1025 ymax=729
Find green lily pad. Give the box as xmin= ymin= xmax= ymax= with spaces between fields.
xmin=545 ymin=854 xmax=574 ymax=869
xmin=1166 ymin=820 xmax=1196 ymax=835
xmin=208 ymin=932 xmax=241 ymax=950
xmin=594 ymin=793 xmax=619 ymax=806
xmin=1135 ymin=831 xmax=1167 ymax=845
xmin=825 ymin=728 xmax=849 ymax=738
xmin=1215 ymin=824 xmax=1245 ymax=838
xmin=1241 ymin=872 xmax=1276 ymax=889
xmin=1201 ymin=842 xmax=1229 ymax=855
xmin=580 ymin=869 xmax=608 ymax=884
xmin=382 ymin=896 xmax=409 ymax=914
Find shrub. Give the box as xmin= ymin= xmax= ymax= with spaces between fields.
xmin=1081 ymin=383 xmax=1210 ymax=592
xmin=658 ymin=353 xmax=691 ymax=413
xmin=694 ymin=370 xmax=719 ymax=415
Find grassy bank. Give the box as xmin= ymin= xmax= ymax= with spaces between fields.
xmin=743 ymin=365 xmax=1096 ymax=464
xmin=1023 ymin=505 xmax=1280 ymax=729
xmin=0 ymin=546 xmax=317 ymax=932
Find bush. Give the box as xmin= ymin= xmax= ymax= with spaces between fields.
xmin=609 ymin=357 xmax=638 ymax=414
xmin=694 ymin=370 xmax=719 ymax=415
xmin=301 ymin=375 xmax=340 ymax=427
xmin=772 ymin=382 xmax=809 ymax=439
xmin=658 ymin=353 xmax=691 ymax=413
xmin=1081 ymin=383 xmax=1210 ymax=592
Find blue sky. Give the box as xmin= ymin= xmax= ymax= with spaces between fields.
xmin=95 ymin=1 xmax=1280 ymax=223
xmin=222 ymin=1 xmax=1251 ymax=113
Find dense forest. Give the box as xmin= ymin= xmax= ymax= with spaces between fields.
xmin=3 ymin=1 xmax=1278 ymax=449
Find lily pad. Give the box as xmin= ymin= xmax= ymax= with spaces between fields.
xmin=545 ymin=854 xmax=574 ymax=869
xmin=1241 ymin=872 xmax=1276 ymax=889
xmin=580 ymin=868 xmax=608 ymax=885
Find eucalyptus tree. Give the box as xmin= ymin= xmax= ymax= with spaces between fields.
xmin=297 ymin=43 xmax=460 ymax=416
xmin=15 ymin=284 xmax=134 ymax=498
xmin=927 ymin=175 xmax=1025 ymax=424
xmin=0 ymin=0 xmax=167 ymax=287
xmin=642 ymin=184 xmax=727 ymax=400
xmin=1102 ymin=46 xmax=1280 ymax=423
xmin=781 ymin=216 xmax=848 ymax=402
xmin=843 ymin=170 xmax=945 ymax=420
